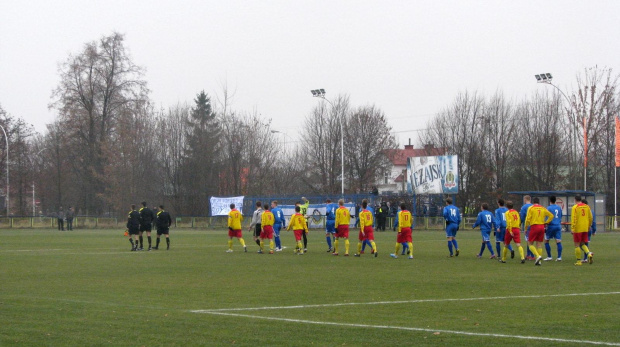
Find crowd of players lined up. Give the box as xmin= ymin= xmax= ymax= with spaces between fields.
xmin=225 ymin=194 xmax=596 ymax=266
xmin=125 ymin=202 xmax=172 ymax=251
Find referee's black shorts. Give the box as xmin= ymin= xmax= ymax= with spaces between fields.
xmin=254 ymin=224 xmax=261 ymax=237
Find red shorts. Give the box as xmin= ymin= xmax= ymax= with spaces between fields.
xmin=228 ymin=229 xmax=242 ymax=238
xmin=293 ymin=229 xmax=304 ymax=241
xmin=260 ymin=225 xmax=274 ymax=239
xmin=397 ymin=228 xmax=412 ymax=243
xmin=573 ymin=232 xmax=589 ymax=243
xmin=504 ymin=228 xmax=521 ymax=244
xmin=336 ymin=225 xmax=349 ymax=238
xmin=359 ymin=226 xmax=374 ymax=241
xmin=529 ymin=224 xmax=545 ymax=242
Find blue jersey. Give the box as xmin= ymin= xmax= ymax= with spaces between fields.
xmin=272 ymin=207 xmax=285 ymax=226
xmin=473 ymin=210 xmax=496 ymax=233
xmin=494 ymin=207 xmax=508 ymax=228
xmin=520 ymin=203 xmax=532 ymax=229
xmin=546 ymin=205 xmax=562 ymax=226
xmin=443 ymin=205 xmax=461 ymax=225
xmin=325 ymin=203 xmax=338 ymax=221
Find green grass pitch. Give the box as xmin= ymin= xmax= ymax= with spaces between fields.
xmin=1 ymin=228 xmax=619 ymax=346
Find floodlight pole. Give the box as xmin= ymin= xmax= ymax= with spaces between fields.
xmin=0 ymin=124 xmax=8 ymax=217
xmin=536 ymin=75 xmax=584 ymax=190
xmin=311 ymin=89 xmax=344 ymax=197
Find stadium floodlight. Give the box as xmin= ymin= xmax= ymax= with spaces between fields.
xmin=535 ymin=74 xmax=542 ymax=81
xmin=320 ymin=88 xmax=326 ymax=94
xmin=535 ymin=73 xmax=553 ymax=84
xmin=311 ymin=90 xmax=317 ymax=96
xmin=546 ymin=73 xmax=553 ymax=80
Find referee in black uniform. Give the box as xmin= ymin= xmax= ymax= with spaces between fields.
xmin=138 ymin=201 xmax=155 ymax=251
xmin=154 ymin=205 xmax=172 ymax=250
xmin=127 ymin=204 xmax=140 ymax=251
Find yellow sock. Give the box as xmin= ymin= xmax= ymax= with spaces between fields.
xmin=575 ymin=247 xmax=581 ymax=260
xmin=345 ymin=239 xmax=350 ymax=254
xmin=260 ymin=240 xmax=264 ymax=251
xmin=371 ymin=241 xmax=377 ymax=253
xmin=518 ymin=246 xmax=524 ymax=260
xmin=357 ymin=242 xmax=362 ymax=254
xmin=269 ymin=240 xmax=274 ymax=251
xmin=529 ymin=245 xmax=539 ymax=258
xmin=395 ymin=242 xmax=401 ymax=254
xmin=239 ymin=238 xmax=246 ymax=247
xmin=228 ymin=239 xmax=233 ymax=250
xmin=537 ymin=248 xmax=543 ymax=257
xmin=297 ymin=241 xmax=303 ymax=253
xmin=334 ymin=239 xmax=339 ymax=253
xmin=581 ymin=244 xmax=590 ymax=254
xmin=407 ymin=242 xmax=413 ymax=256
xmin=502 ymin=247 xmax=508 ymax=261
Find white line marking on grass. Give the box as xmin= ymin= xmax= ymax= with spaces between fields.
xmin=191 ymin=291 xmax=620 ymax=313
xmin=199 ymin=311 xmax=620 ymax=346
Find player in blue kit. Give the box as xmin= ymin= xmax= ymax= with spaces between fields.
xmin=495 ymin=199 xmax=514 ymax=259
xmin=325 ymin=199 xmax=338 ymax=252
xmin=473 ymin=203 xmax=497 ymax=259
xmin=271 ymin=201 xmax=285 ymax=252
xmin=544 ymin=196 xmax=563 ymax=261
xmin=520 ymin=195 xmax=534 ymax=260
xmin=442 ymin=197 xmax=461 ymax=257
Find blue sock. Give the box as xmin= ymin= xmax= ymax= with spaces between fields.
xmin=452 ymin=239 xmax=458 ymax=249
xmin=545 ymin=243 xmax=552 ymax=257
xmin=402 ymin=243 xmax=408 ymax=255
xmin=479 ymin=243 xmax=486 ymax=256
xmin=495 ymin=242 xmax=501 ymax=256
xmin=557 ymin=243 xmax=563 ymax=258
xmin=527 ymin=247 xmax=533 ymax=258
xmin=583 ymin=242 xmax=589 ymax=260
xmin=326 ymin=235 xmax=332 ymax=249
xmin=361 ymin=240 xmax=367 ymax=252
xmin=275 ymin=235 xmax=281 ymax=249
xmin=507 ymin=244 xmax=513 ymax=251
xmin=486 ymin=241 xmax=494 ymax=255
xmin=448 ymin=241 xmax=453 ymax=255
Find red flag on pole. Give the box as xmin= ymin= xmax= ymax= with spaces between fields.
xmin=616 ymin=116 xmax=620 ymax=167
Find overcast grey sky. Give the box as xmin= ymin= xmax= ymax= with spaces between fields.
xmin=1 ymin=0 xmax=618 ymax=146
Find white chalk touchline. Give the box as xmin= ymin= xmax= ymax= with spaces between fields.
xmin=199 ymin=311 xmax=620 ymax=346
xmin=190 ymin=291 xmax=620 ymax=313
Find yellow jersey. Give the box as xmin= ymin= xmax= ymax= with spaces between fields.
xmin=287 ymin=213 xmax=308 ymax=232
xmin=261 ymin=210 xmax=275 ymax=227
xmin=228 ymin=209 xmax=243 ymax=230
xmin=525 ymin=204 xmax=554 ymax=228
xmin=571 ymin=203 xmax=593 ymax=233
xmin=335 ymin=206 xmax=351 ymax=228
xmin=359 ymin=209 xmax=373 ymax=230
xmin=398 ymin=210 xmax=412 ymax=231
xmin=505 ymin=209 xmax=521 ymax=230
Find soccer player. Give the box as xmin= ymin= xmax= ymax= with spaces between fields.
xmin=520 ymin=195 xmax=534 ymax=260
xmin=226 ymin=203 xmax=246 ymax=253
xmin=259 ymin=203 xmax=275 ymax=254
xmin=360 ymin=202 xmax=375 ymax=254
xmin=138 ymin=201 xmax=155 ymax=251
xmin=248 ymin=201 xmax=263 ymax=248
xmin=390 ymin=203 xmax=413 ymax=259
xmin=355 ymin=199 xmax=377 ymax=257
xmin=286 ymin=205 xmax=308 ymax=254
xmin=333 ymin=199 xmax=351 ymax=256
xmin=392 ymin=205 xmax=409 ymax=255
xmin=271 ymin=201 xmax=285 ymax=252
xmin=524 ymin=197 xmax=554 ymax=266
xmin=127 ymin=204 xmax=140 ymax=251
xmin=571 ymin=196 xmax=593 ymax=266
xmin=501 ymin=200 xmax=526 ymax=263
xmin=442 ymin=197 xmax=461 ymax=257
xmin=544 ymin=196 xmax=563 ymax=261
xmin=472 ymin=203 xmax=496 ymax=259
xmin=581 ymin=200 xmax=596 ymax=263
xmin=325 ymin=199 xmax=338 ymax=252
xmin=494 ymin=199 xmax=513 ymax=259
xmin=154 ymin=205 xmax=172 ymax=250
xmin=295 ymin=197 xmax=310 ymax=252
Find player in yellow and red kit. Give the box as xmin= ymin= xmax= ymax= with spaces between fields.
xmin=391 ymin=203 xmax=413 ymax=259
xmin=333 ymin=199 xmax=351 ymax=256
xmin=501 ymin=201 xmax=525 ymax=264
xmin=524 ymin=197 xmax=554 ymax=266
xmin=227 ymin=203 xmax=247 ymax=253
xmin=287 ymin=205 xmax=308 ymax=255
xmin=354 ymin=199 xmax=377 ymax=258
xmin=571 ymin=195 xmax=593 ymax=266
xmin=260 ymin=203 xmax=275 ymax=254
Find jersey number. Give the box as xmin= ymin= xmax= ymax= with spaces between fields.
xmin=450 ymin=209 xmax=456 ymax=217
xmin=485 ymin=215 xmax=492 ymax=223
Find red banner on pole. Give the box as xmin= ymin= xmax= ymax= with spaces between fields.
xmin=616 ymin=116 xmax=620 ymax=167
